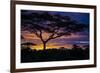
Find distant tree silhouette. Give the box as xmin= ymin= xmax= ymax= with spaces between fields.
xmin=21 ymin=10 xmax=88 ymax=50
xmin=59 ymin=47 xmax=66 ymax=50
xmin=72 ymin=44 xmax=79 ymax=49
xmin=83 ymin=45 xmax=89 ymax=49
xmin=72 ymin=44 xmax=83 ymax=51
xmin=21 ymin=42 xmax=36 ymax=50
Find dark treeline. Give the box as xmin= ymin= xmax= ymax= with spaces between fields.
xmin=21 ymin=44 xmax=89 ymax=63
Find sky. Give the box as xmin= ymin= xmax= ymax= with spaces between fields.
xmin=21 ymin=10 xmax=89 ymax=50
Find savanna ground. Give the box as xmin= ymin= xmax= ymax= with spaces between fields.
xmin=21 ymin=45 xmax=89 ymax=63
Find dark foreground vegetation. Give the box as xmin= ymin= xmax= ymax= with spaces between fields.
xmin=21 ymin=45 xmax=89 ymax=63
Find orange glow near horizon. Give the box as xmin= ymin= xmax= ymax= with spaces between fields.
xmin=30 ymin=43 xmax=72 ymax=50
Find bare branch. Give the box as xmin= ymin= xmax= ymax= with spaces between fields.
xmin=39 ymin=30 xmax=44 ymax=42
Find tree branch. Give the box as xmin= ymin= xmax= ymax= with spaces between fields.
xmin=39 ymin=30 xmax=44 ymax=42
xmin=45 ymin=27 xmax=61 ymax=43
xmin=52 ymin=35 xmax=63 ymax=39
xmin=33 ymin=30 xmax=40 ymax=38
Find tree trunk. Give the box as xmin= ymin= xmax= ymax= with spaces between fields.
xmin=43 ymin=42 xmax=46 ymax=50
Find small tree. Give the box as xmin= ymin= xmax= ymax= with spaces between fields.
xmin=21 ymin=11 xmax=88 ymax=50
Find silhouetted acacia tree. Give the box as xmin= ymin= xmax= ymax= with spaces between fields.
xmin=21 ymin=10 xmax=88 ymax=50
